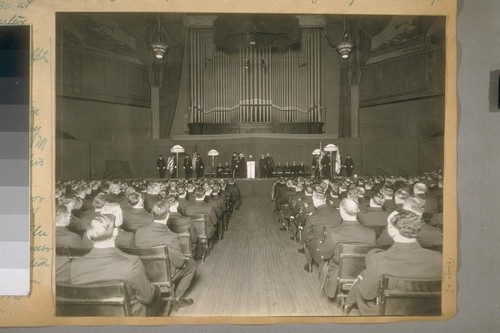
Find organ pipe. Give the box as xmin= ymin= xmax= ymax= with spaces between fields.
xmin=189 ymin=28 xmax=322 ymax=124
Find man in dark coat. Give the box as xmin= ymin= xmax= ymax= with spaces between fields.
xmin=183 ymin=155 xmax=193 ymax=179
xmin=312 ymin=154 xmax=320 ymax=179
xmin=183 ymin=187 xmax=218 ymax=239
xmin=321 ymin=153 xmax=331 ymax=179
xmin=135 ymin=200 xmax=197 ymax=310
xmin=265 ymin=153 xmax=274 ymax=178
xmin=357 ymin=192 xmax=391 ymax=234
xmin=195 ymin=154 xmax=204 ymax=179
xmin=343 ymin=154 xmax=354 ymax=177
xmin=239 ymin=153 xmax=247 ymax=178
xmin=157 ymin=155 xmax=167 ymax=179
xmin=231 ymin=152 xmax=240 ymax=178
xmin=302 ymin=192 xmax=342 ymax=272
xmin=68 ymin=215 xmax=164 ymax=317
xmin=122 ymin=192 xmax=153 ymax=233
xmin=166 ymin=195 xmax=198 ymax=245
xmin=56 ymin=204 xmax=83 ymax=248
xmin=345 ymin=210 xmax=442 ymax=315
xmin=317 ymin=198 xmax=376 ymax=298
xmin=259 ymin=154 xmax=267 ymax=178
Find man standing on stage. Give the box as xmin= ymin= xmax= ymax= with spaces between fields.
xmin=239 ymin=153 xmax=247 ymax=179
xmin=183 ymin=154 xmax=193 ymax=179
xmin=344 ymin=154 xmax=354 ymax=177
xmin=312 ymin=153 xmax=320 ymax=179
xmin=321 ymin=152 xmax=331 ymax=179
xmin=259 ymin=154 xmax=267 ymax=178
xmin=265 ymin=153 xmax=274 ymax=178
xmin=156 ymin=155 xmax=166 ymax=179
xmin=195 ymin=153 xmax=204 ymax=179
xmin=231 ymin=152 xmax=240 ymax=178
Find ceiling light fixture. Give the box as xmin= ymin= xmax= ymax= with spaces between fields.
xmin=151 ymin=14 xmax=169 ymax=59
xmin=336 ymin=17 xmax=354 ymax=59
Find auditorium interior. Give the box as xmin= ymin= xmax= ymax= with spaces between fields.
xmin=55 ymin=13 xmax=446 ymax=317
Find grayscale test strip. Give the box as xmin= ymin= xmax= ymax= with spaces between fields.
xmin=0 ymin=26 xmax=30 ymax=295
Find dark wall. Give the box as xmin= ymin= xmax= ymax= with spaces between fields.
xmin=359 ymin=96 xmax=445 ymax=139
xmin=58 ymin=97 xmax=151 ymax=141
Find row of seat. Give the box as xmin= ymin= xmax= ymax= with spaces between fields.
xmin=327 ymin=243 xmax=441 ymax=315
xmin=57 ymin=245 xmax=175 ymax=317
xmin=57 ymin=210 xmax=221 ymax=316
xmin=273 ymin=182 xmax=442 ymax=316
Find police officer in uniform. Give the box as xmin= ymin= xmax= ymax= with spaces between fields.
xmin=157 ymin=155 xmax=166 ymax=179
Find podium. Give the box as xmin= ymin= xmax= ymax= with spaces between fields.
xmin=246 ymin=161 xmax=255 ymax=179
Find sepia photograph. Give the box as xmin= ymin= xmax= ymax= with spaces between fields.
xmin=54 ymin=11 xmax=448 ymax=319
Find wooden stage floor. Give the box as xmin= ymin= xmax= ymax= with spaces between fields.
xmin=173 ymin=196 xmax=343 ymax=317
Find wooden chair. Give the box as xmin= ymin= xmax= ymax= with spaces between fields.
xmin=188 ymin=214 xmax=211 ymax=262
xmin=56 ymin=282 xmax=133 ymax=317
xmin=422 ymin=244 xmax=443 ymax=253
xmin=118 ymin=245 xmax=175 ymax=314
xmin=335 ymin=243 xmax=390 ymax=304
xmin=378 ymin=275 xmax=442 ymax=316
xmin=56 ymin=246 xmax=91 ymax=259
xmin=168 ymin=224 xmax=194 ymax=258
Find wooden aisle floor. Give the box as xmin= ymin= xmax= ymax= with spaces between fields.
xmin=173 ymin=196 xmax=343 ymax=317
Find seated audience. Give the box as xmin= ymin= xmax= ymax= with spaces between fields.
xmin=82 ymin=202 xmax=135 ymax=248
xmin=357 ymin=192 xmax=391 ymax=233
xmin=135 ymin=200 xmax=197 ymax=310
xmin=176 ymin=186 xmax=189 ymax=215
xmin=144 ymin=182 xmax=162 ymax=213
xmin=69 ymin=215 xmax=164 ymax=316
xmin=122 ymin=192 xmax=154 ymax=233
xmin=183 ymin=187 xmax=218 ymax=239
xmin=56 ymin=204 xmax=83 ymax=248
xmin=166 ymin=195 xmax=198 ymax=244
xmin=302 ymin=191 xmax=341 ymax=272
xmin=377 ymin=195 xmax=443 ymax=248
xmin=345 ymin=210 xmax=442 ymax=315
xmin=226 ymin=179 xmax=242 ymax=210
xmin=414 ymin=181 xmax=439 ymax=220
xmin=70 ymin=192 xmax=107 ymax=235
xmin=317 ymin=198 xmax=376 ymax=298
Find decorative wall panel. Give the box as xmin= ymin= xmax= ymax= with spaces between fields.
xmin=360 ymin=46 xmax=445 ymax=106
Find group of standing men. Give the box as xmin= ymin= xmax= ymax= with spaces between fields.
xmin=182 ymin=153 xmax=205 ymax=179
xmin=259 ymin=153 xmax=275 ymax=178
xmin=311 ymin=153 xmax=355 ymax=179
xmin=156 ymin=153 xmax=205 ymax=179
xmin=229 ymin=152 xmax=247 ymax=178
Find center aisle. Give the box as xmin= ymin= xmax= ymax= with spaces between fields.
xmin=174 ymin=196 xmax=342 ymax=317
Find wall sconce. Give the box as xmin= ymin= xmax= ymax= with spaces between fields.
xmin=336 ymin=17 xmax=354 ymax=59
xmin=151 ymin=14 xmax=169 ymax=59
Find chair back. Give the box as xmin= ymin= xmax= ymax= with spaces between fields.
xmin=56 ymin=246 xmax=91 ymax=259
xmin=379 ymin=275 xmax=442 ymax=316
xmin=337 ymin=243 xmax=389 ymax=291
xmin=189 ymin=214 xmax=208 ymax=240
xmin=118 ymin=245 xmax=174 ymax=296
xmin=168 ymin=224 xmax=194 ymax=258
xmin=56 ymin=282 xmax=132 ymax=317
xmin=423 ymin=244 xmax=443 ymax=253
